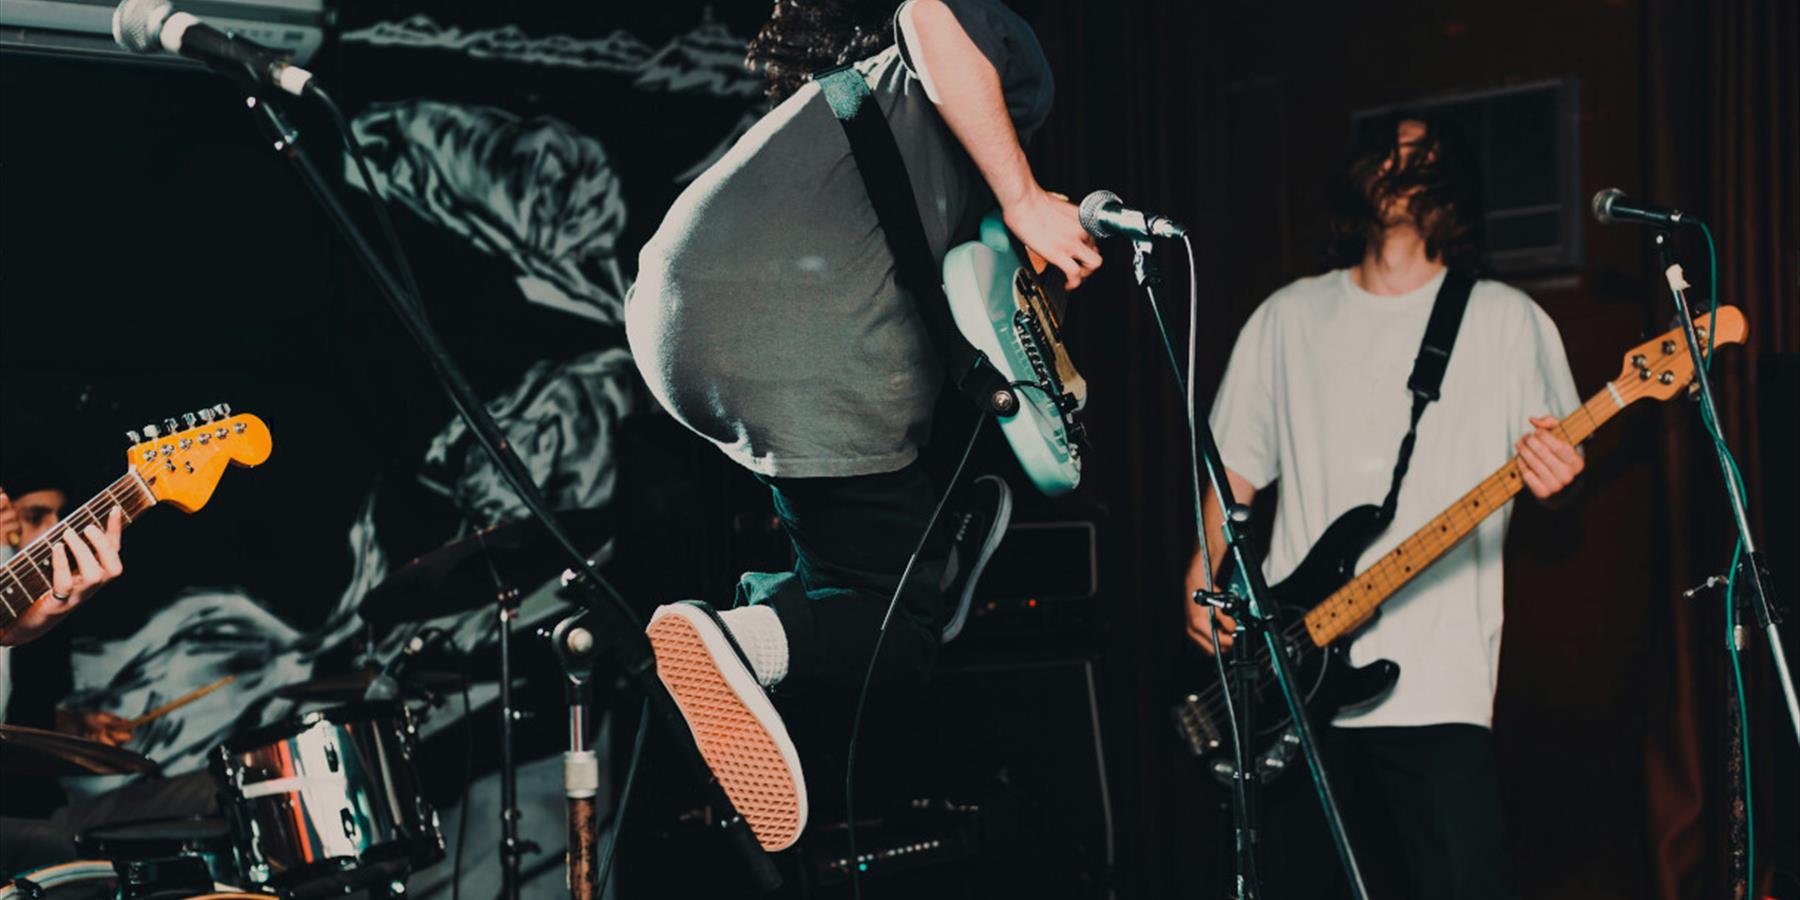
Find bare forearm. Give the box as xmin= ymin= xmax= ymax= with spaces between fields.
xmin=899 ymin=0 xmax=1037 ymax=209
xmin=1187 ymin=469 xmax=1255 ymax=592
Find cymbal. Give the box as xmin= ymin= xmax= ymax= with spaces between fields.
xmin=0 ymin=723 xmax=157 ymax=776
xmin=359 ymin=509 xmax=610 ymax=627
xmin=273 ymin=668 xmax=463 ymax=704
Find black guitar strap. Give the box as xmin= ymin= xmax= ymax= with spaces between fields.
xmin=813 ymin=63 xmax=1015 ymax=417
xmin=1375 ymin=270 xmax=1476 ymax=526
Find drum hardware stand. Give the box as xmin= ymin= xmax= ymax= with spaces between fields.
xmin=1130 ymin=236 xmax=1368 ymax=900
xmin=1652 ymin=229 xmax=1798 ymax=896
xmin=484 ymin=564 xmax=535 ymax=900
xmin=242 ymin=93 xmax=782 ymax=896
xmin=550 ymin=613 xmax=601 ymax=900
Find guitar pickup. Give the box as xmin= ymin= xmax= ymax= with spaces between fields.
xmin=1171 ymin=694 xmax=1222 ymax=758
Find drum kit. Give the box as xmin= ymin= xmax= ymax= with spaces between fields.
xmin=2 ymin=512 xmax=612 ymax=900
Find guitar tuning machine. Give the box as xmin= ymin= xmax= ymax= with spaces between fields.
xmin=127 ymin=429 xmax=142 ymax=445
xmin=143 ymin=423 xmax=160 ymax=438
xmin=184 ymin=412 xmax=198 ymax=429
xmin=163 ymin=417 xmax=179 ymax=435
xmin=200 ymin=408 xmax=216 ymax=424
xmin=212 ymin=403 xmax=231 ymax=418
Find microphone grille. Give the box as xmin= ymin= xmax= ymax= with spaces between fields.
xmin=112 ymin=0 xmax=174 ymax=52
xmin=1590 ymin=187 xmax=1625 ymax=226
xmin=1078 ymin=190 xmax=1122 ymax=239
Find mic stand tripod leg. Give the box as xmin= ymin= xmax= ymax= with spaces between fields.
xmin=1134 ymin=236 xmax=1367 ymax=900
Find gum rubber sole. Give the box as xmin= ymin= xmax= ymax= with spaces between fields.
xmin=646 ymin=603 xmax=807 ymax=851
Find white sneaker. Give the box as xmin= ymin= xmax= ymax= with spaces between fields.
xmin=646 ymin=601 xmax=808 ymax=851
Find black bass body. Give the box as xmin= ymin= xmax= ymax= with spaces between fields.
xmin=1171 ymin=503 xmax=1401 ymax=784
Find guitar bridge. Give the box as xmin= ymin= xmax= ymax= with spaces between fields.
xmin=1171 ymin=693 xmax=1222 ymax=758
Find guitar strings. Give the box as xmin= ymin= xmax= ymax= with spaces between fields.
xmin=1183 ymin=371 xmax=1669 ymax=729
xmin=1 ymin=472 xmax=157 ymax=607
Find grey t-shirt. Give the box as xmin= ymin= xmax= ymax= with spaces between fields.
xmin=624 ymin=0 xmax=1053 ymax=478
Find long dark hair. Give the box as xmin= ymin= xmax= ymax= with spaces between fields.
xmin=1323 ymin=111 xmax=1486 ymax=274
xmin=746 ymin=1 xmax=900 ymax=106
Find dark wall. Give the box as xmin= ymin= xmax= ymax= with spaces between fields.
xmin=1026 ymin=0 xmax=1792 ymax=898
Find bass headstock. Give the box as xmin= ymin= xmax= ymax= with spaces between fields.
xmin=1615 ymin=307 xmax=1746 ymax=403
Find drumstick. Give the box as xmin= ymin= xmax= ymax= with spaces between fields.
xmin=126 ymin=674 xmax=236 ymax=729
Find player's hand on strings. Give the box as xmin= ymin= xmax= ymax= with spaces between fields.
xmin=1004 ymin=188 xmax=1102 ymax=290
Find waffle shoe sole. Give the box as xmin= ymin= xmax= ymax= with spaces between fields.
xmin=646 ymin=601 xmax=808 ymax=851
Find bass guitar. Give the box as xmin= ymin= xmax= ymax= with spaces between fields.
xmin=0 ymin=405 xmax=272 ymax=630
xmin=1171 ymin=309 xmax=1746 ymax=783
xmin=942 ymin=211 xmax=1088 ymax=496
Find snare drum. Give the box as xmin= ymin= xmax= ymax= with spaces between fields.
xmin=213 ymin=703 xmax=443 ymax=893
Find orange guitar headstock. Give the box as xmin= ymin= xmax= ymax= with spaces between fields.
xmin=124 ymin=405 xmax=272 ymax=513
xmin=1615 ymin=307 xmax=1746 ymax=403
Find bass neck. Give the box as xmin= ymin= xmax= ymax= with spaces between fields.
xmin=1300 ymin=378 xmax=1626 ymax=648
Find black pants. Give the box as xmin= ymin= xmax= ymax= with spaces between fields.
xmin=739 ymin=461 xmax=947 ymax=696
xmin=1256 ymin=724 xmax=1519 ymax=900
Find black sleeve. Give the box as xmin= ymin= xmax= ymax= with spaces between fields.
xmin=893 ymin=0 xmax=1056 ymax=144
xmin=6 ymin=627 xmax=72 ymax=730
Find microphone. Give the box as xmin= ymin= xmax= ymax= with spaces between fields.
xmin=111 ymin=0 xmax=315 ymax=97
xmin=1078 ymin=190 xmax=1188 ymax=239
xmin=1590 ymin=188 xmax=1703 ymax=229
xmin=364 ymin=629 xmax=449 ymax=702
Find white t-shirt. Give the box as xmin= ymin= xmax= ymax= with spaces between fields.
xmin=1211 ymin=268 xmax=1578 ymax=729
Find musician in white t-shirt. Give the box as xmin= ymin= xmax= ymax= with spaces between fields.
xmin=1183 ymin=115 xmax=1584 ymax=899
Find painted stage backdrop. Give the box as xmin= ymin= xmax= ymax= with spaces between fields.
xmin=0 ymin=3 xmax=771 ymax=896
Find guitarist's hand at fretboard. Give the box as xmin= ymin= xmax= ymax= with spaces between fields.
xmin=1514 ymin=415 xmax=1585 ymax=500
xmin=0 ymin=489 xmax=126 ymax=647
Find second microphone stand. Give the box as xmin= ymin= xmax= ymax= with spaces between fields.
xmin=1131 ymin=237 xmax=1368 ymax=900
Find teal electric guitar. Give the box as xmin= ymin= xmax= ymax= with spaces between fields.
xmin=941 ymin=211 xmax=1088 ymax=495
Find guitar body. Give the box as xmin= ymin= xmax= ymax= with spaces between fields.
xmin=1170 ymin=308 xmax=1748 ymax=785
xmin=941 ymin=211 xmax=1086 ymax=496
xmin=1171 ymin=503 xmax=1401 ymax=783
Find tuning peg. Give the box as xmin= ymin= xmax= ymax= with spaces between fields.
xmin=127 ymin=429 xmax=142 ymax=445
xmin=199 ymin=408 xmax=216 ymax=424
xmin=163 ymin=417 xmax=179 ymax=434
xmin=144 ymin=423 xmax=160 ymax=438
xmin=183 ymin=412 xmax=198 ymax=429
xmin=212 ymin=403 xmax=231 ymax=418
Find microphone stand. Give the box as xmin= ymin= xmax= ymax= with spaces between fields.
xmin=1652 ymin=229 xmax=1799 ymax=894
xmin=551 ymin=614 xmax=601 ymax=900
xmin=1131 ymin=237 xmax=1368 ymax=900
xmin=242 ymin=93 xmax=784 ymax=895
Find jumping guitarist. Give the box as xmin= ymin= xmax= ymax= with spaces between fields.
xmin=624 ymin=0 xmax=1098 ymax=852
xmin=1183 ymin=114 xmax=1585 ymax=899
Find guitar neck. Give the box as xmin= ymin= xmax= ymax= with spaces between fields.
xmin=0 ymin=473 xmax=156 ymax=629
xmin=1300 ymin=381 xmax=1626 ymax=647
